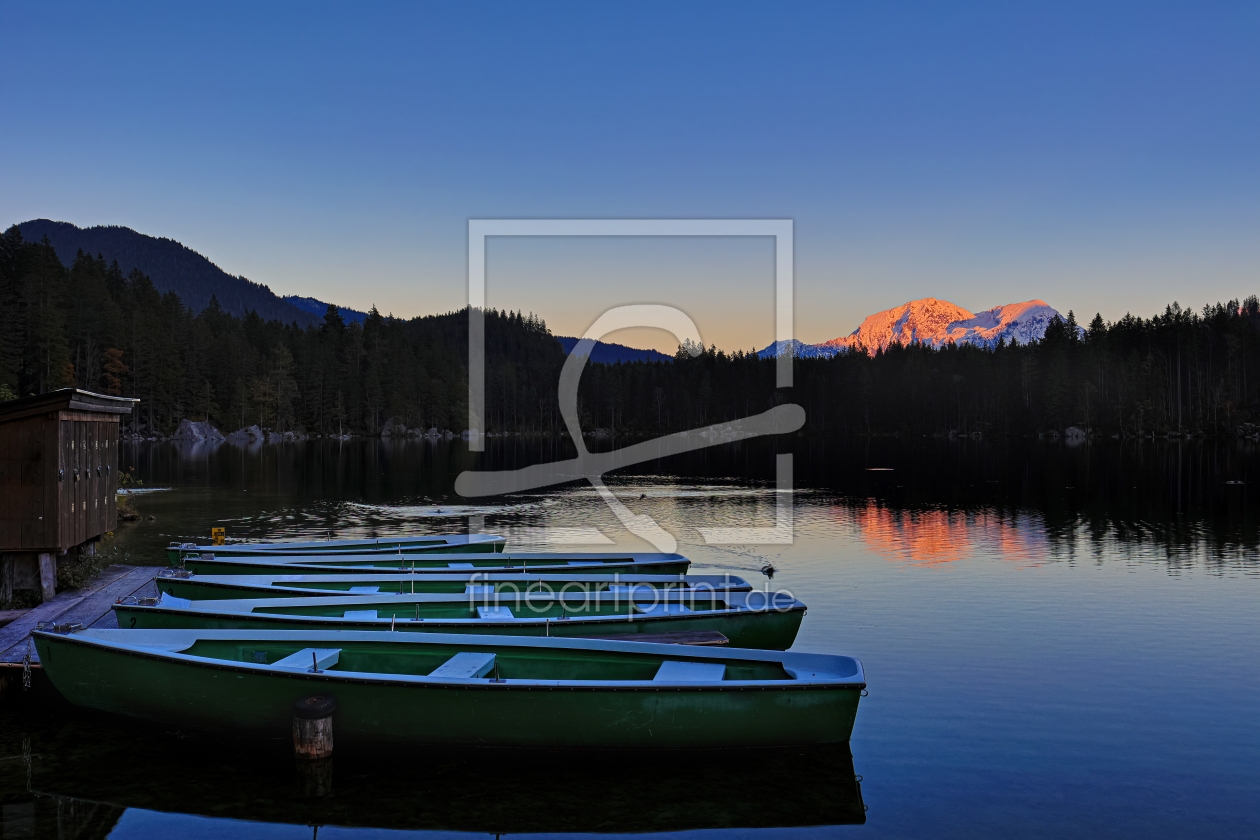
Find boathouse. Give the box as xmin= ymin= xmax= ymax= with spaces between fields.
xmin=0 ymin=389 xmax=138 ymax=604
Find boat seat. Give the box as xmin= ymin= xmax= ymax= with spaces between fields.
xmin=447 ymin=562 xmax=476 ymax=569
xmin=653 ymin=660 xmax=726 ymax=682
xmin=158 ymin=594 xmax=193 ymax=609
xmin=272 ymin=648 xmax=341 ymax=670
xmin=465 ymin=584 xmax=496 ymax=595
xmin=476 ymin=606 xmax=515 ymax=619
xmin=429 ymin=651 xmax=496 ymax=679
xmin=633 ymin=603 xmax=692 ymax=616
xmin=348 ymin=586 xmax=380 ymax=593
xmin=343 ymin=609 xmax=378 ymax=619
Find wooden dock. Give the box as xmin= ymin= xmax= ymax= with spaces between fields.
xmin=0 ymin=564 xmax=157 ymax=668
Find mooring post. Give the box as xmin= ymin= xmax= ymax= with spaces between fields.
xmin=37 ymin=553 xmax=55 ymax=602
xmin=0 ymin=555 xmax=13 ymax=604
xmin=292 ymin=694 xmax=336 ymax=760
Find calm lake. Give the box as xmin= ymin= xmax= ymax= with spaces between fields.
xmin=3 ymin=436 xmax=1258 ymax=839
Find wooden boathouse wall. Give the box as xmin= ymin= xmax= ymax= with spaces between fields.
xmin=0 ymin=389 xmax=138 ymax=604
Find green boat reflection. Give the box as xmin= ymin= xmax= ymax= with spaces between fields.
xmin=11 ymin=709 xmax=866 ymax=837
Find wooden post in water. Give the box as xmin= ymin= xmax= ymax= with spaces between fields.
xmin=292 ymin=694 xmax=335 ymax=760
xmin=37 ymin=553 xmax=55 ymax=602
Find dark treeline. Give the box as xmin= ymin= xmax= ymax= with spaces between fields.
xmin=580 ymin=306 xmax=1260 ymax=438
xmin=0 ymin=229 xmax=561 ymax=435
xmin=4 ymin=226 xmax=1260 ymax=438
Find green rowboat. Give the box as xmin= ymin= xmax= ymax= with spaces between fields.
xmin=34 ymin=627 xmax=864 ymax=748
xmin=166 ymin=533 xmax=506 ymax=564
xmin=117 ymin=588 xmax=805 ymax=649
xmin=177 ymin=551 xmax=692 ymax=577
xmin=154 ymin=570 xmax=752 ymax=600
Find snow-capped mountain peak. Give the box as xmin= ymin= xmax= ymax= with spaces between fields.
xmin=821 ymin=298 xmax=975 ymax=352
xmin=939 ymin=300 xmax=1065 ymax=348
xmin=758 ymin=297 xmax=1075 ymax=357
xmin=759 ymin=338 xmax=843 ymax=358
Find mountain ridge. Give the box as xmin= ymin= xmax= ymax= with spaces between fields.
xmin=556 ymin=336 xmax=673 ymax=363
xmin=283 ymin=295 xmax=369 ymax=325
xmin=9 ymin=220 xmax=1078 ymax=359
xmin=12 ymin=219 xmax=322 ymax=326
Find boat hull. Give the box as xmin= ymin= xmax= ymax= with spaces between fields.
xmin=165 ymin=535 xmax=506 ymax=564
xmin=115 ymin=601 xmax=805 ymax=650
xmin=155 ymin=572 xmax=750 ymax=600
xmin=178 ymin=554 xmax=692 ymax=577
xmin=34 ymin=630 xmax=862 ymax=749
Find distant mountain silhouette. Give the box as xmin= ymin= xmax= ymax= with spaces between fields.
xmin=556 ymin=336 xmax=672 ymax=363
xmin=13 ymin=219 xmax=320 ymax=326
xmin=283 ymin=295 xmax=368 ymax=324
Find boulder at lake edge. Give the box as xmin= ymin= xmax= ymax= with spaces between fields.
xmin=172 ymin=419 xmax=225 ymax=443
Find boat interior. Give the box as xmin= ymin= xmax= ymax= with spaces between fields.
xmin=260 ymin=595 xmax=731 ymax=619
xmin=292 ymin=554 xmax=671 ymax=569
xmin=153 ymin=589 xmax=802 ymax=620
xmin=168 ymin=637 xmax=821 ymax=682
xmin=159 ymin=573 xmax=750 ymax=598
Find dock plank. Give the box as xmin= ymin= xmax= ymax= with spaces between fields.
xmin=0 ymin=592 xmax=87 ymax=665
xmin=62 ymin=567 xmax=157 ymax=629
xmin=88 ymin=574 xmax=157 ymax=630
xmin=0 ymin=565 xmax=157 ymax=666
xmin=0 ymin=609 xmax=28 ymax=628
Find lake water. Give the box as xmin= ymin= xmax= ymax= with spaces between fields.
xmin=3 ymin=437 xmax=1257 ymax=839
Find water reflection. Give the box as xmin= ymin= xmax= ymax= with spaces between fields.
xmin=4 ymin=700 xmax=865 ymax=838
xmin=6 ymin=438 xmax=1257 ymax=838
xmin=844 ymin=505 xmax=1048 ymax=569
xmin=118 ymin=436 xmax=1260 ymax=572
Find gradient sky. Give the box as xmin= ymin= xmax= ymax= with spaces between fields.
xmin=2 ymin=1 xmax=1257 ymax=352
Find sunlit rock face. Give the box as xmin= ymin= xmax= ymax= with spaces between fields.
xmin=822 ymin=298 xmax=975 ymax=353
xmin=759 ymin=298 xmax=1075 ymax=357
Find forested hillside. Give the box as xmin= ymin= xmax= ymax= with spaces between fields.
xmin=2 ymin=224 xmax=1259 ymax=439
xmin=557 ymin=337 xmax=673 ymax=364
xmin=0 ymin=227 xmax=561 ymax=435
xmin=15 ymin=219 xmax=320 ymax=326
xmin=284 ymin=295 xmax=368 ymax=324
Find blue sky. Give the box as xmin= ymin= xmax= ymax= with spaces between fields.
xmin=2 ymin=1 xmax=1257 ymax=351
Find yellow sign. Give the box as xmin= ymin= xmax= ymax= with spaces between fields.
xmin=211 ymin=527 xmax=226 ymax=546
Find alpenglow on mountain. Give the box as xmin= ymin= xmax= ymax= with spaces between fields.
xmin=759 ymin=298 xmax=1075 ymax=358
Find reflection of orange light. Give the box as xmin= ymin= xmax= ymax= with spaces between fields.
xmin=843 ymin=504 xmax=1041 ymax=568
